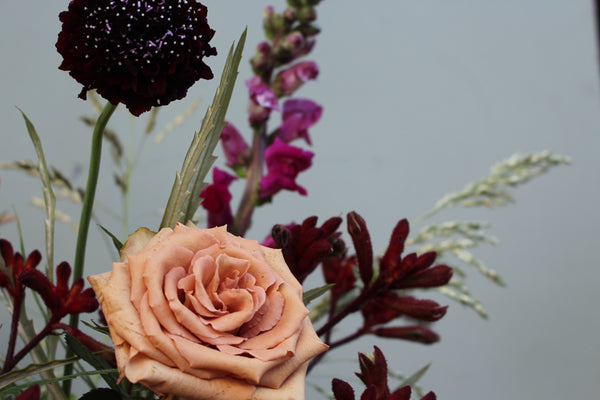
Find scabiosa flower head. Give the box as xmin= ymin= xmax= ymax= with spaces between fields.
xmin=259 ymin=138 xmax=313 ymax=200
xmin=278 ymin=98 xmax=322 ymax=144
xmin=199 ymin=167 xmax=237 ymax=228
xmin=56 ymin=0 xmax=217 ymax=116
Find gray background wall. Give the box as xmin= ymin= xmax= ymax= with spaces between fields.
xmin=0 ymin=1 xmax=598 ymax=399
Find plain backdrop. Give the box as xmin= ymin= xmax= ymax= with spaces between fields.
xmin=0 ymin=1 xmax=599 ymax=399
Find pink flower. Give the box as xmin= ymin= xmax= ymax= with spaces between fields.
xmin=272 ymin=61 xmax=319 ymax=96
xmin=199 ymin=167 xmax=237 ymax=228
xmin=220 ymin=122 xmax=249 ymax=168
xmin=246 ymin=76 xmax=279 ymax=126
xmin=88 ymin=224 xmax=328 ymax=400
xmin=259 ymin=138 xmax=313 ymax=199
xmin=278 ymin=99 xmax=323 ymax=144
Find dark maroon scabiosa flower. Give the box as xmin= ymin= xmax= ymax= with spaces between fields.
xmin=199 ymin=167 xmax=237 ymax=228
xmin=56 ymin=0 xmax=217 ymax=116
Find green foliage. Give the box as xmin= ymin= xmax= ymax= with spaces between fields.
xmin=303 ymin=284 xmax=335 ymax=306
xmin=160 ymin=29 xmax=247 ymax=229
xmin=413 ymin=151 xmax=570 ymax=318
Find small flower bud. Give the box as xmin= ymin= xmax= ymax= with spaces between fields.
xmin=263 ymin=6 xmax=286 ymax=39
xmin=250 ymin=42 xmax=273 ymax=77
xmin=297 ymin=6 xmax=317 ymax=23
xmin=272 ymin=61 xmax=319 ymax=97
xmin=347 ymin=211 xmax=374 ymax=286
xmin=372 ymin=325 xmax=440 ymax=344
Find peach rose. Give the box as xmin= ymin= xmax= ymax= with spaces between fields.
xmin=88 ymin=224 xmax=328 ymax=400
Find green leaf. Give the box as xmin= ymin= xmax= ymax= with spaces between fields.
xmin=303 ymin=283 xmax=335 ymax=306
xmin=399 ymin=362 xmax=430 ymax=388
xmin=98 ymin=224 xmax=124 ymax=252
xmin=0 ymin=369 xmax=118 ymax=397
xmin=160 ymin=28 xmax=247 ymax=229
xmin=64 ymin=334 xmax=123 ymax=395
xmin=18 ymin=108 xmax=56 ymax=281
xmin=0 ymin=358 xmax=77 ymax=394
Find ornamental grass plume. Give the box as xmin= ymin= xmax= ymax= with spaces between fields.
xmin=56 ymin=0 xmax=217 ymax=116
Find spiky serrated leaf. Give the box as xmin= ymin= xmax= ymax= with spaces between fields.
xmin=18 ymin=108 xmax=56 ymax=280
xmin=303 ymin=284 xmax=335 ymax=306
xmin=160 ymin=29 xmax=247 ymax=229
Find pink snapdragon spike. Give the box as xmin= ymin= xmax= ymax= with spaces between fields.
xmin=220 ymin=122 xmax=250 ymax=168
xmin=332 ymin=346 xmax=437 ymax=400
xmin=199 ymin=167 xmax=238 ymax=228
xmin=246 ymin=76 xmax=279 ymax=125
xmin=259 ymin=138 xmax=313 ymax=199
xmin=278 ymin=98 xmax=323 ymax=144
xmin=272 ymin=61 xmax=319 ymax=96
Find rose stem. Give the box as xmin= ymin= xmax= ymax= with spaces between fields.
xmin=63 ymin=101 xmax=118 ymax=396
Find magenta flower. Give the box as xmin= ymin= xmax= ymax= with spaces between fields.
xmin=220 ymin=122 xmax=250 ymax=168
xmin=259 ymin=138 xmax=313 ymax=199
xmin=199 ymin=167 xmax=237 ymax=228
xmin=272 ymin=61 xmax=319 ymax=96
xmin=56 ymin=0 xmax=216 ymax=116
xmin=246 ymin=76 xmax=279 ymax=125
xmin=278 ymin=98 xmax=323 ymax=144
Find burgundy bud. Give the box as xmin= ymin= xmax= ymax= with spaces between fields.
xmin=356 ymin=346 xmax=390 ymax=398
xmin=271 ymin=224 xmax=291 ymax=248
xmin=379 ymin=295 xmax=448 ymax=322
xmin=380 ymin=219 xmax=409 ymax=276
xmin=18 ymin=269 xmax=59 ymax=311
xmin=347 ymin=211 xmax=374 ymax=285
xmin=15 ymin=384 xmax=40 ymax=400
xmin=373 ymin=325 xmax=440 ymax=344
xmin=389 ymin=386 xmax=412 ymax=400
xmin=332 ymin=378 xmax=356 ymax=400
xmin=392 ymin=264 xmax=453 ymax=290
xmin=56 ymin=261 xmax=72 ymax=299
xmin=0 ymin=238 xmax=15 ymax=266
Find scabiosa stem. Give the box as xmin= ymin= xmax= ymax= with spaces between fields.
xmin=63 ymin=101 xmax=117 ymax=395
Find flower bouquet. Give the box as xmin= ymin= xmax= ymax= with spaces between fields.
xmin=0 ymin=1 xmax=570 ymax=400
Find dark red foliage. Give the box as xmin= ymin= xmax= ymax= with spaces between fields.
xmin=18 ymin=261 xmax=99 ymax=319
xmin=332 ymin=346 xmax=438 ymax=400
xmin=15 ymin=384 xmax=40 ymax=400
xmin=268 ymin=215 xmax=343 ymax=283
xmin=56 ymin=0 xmax=216 ymax=116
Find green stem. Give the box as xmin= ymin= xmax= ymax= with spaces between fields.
xmin=63 ymin=101 xmax=117 ymax=396
xmin=231 ymin=126 xmax=266 ymax=236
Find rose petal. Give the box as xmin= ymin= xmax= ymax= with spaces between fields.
xmin=88 ymin=268 xmax=174 ymax=369
xmin=123 ymin=354 xmax=255 ymax=400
